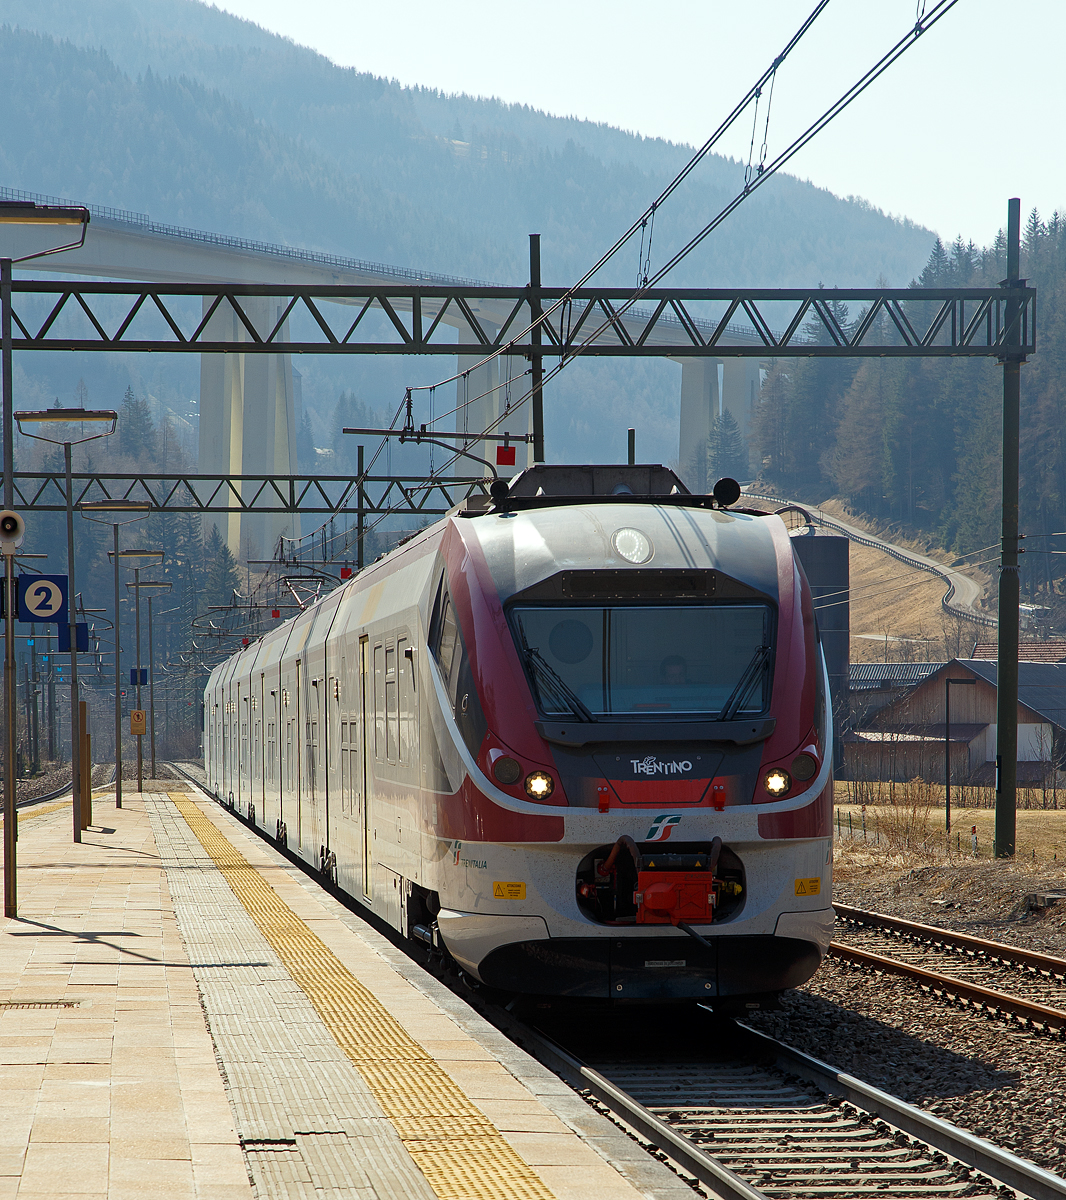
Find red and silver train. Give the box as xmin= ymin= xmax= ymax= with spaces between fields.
xmin=204 ymin=465 xmax=834 ymax=1006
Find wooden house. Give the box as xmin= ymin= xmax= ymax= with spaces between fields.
xmin=843 ymin=658 xmax=1066 ymax=784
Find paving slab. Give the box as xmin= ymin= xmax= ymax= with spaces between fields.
xmin=2 ymin=785 xmax=689 ymax=1200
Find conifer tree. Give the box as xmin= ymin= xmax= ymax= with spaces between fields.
xmin=204 ymin=527 xmax=241 ymax=610
xmin=707 ymin=410 xmax=746 ymax=481
xmin=118 ymin=385 xmax=158 ymax=465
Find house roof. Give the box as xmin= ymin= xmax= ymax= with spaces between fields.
xmin=848 ymin=723 xmax=986 ymax=744
xmin=952 ymin=659 xmax=1066 ymax=732
xmin=971 ymin=640 xmax=1066 ymax=662
xmin=850 ymin=662 xmax=945 ymax=690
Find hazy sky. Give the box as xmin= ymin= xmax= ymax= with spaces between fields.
xmin=214 ymin=0 xmax=1061 ymax=248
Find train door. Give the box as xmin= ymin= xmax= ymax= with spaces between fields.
xmin=304 ymin=674 xmax=321 ymax=856
xmin=397 ymin=635 xmax=419 ymax=872
xmin=285 ymin=706 xmax=294 ymax=824
xmin=275 ymin=665 xmax=284 ymax=835
xmin=225 ymin=689 xmax=231 ymax=801
xmin=259 ymin=672 xmax=266 ymax=819
xmin=295 ymin=662 xmax=302 ymax=850
xmin=361 ymin=636 xmax=372 ymax=898
xmin=340 ymin=697 xmax=349 ymax=821
xmin=238 ymin=682 xmax=245 ymax=814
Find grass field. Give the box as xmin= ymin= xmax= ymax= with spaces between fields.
xmin=834 ymin=799 xmax=1066 ymax=863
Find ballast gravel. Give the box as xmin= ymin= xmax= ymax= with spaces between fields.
xmin=747 ymin=855 xmax=1066 ymax=1178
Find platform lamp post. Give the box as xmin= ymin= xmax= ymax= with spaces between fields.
xmin=1 ymin=203 xmax=91 ymax=510
xmin=80 ymin=502 xmax=152 ymax=810
xmin=121 ymin=558 xmax=164 ymax=792
xmin=1 ymin=203 xmax=91 ymax=910
xmin=132 ymin=581 xmax=171 ymax=778
xmin=15 ymin=409 xmax=117 ymax=844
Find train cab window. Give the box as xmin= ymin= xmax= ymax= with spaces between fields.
xmin=429 ymin=587 xmax=487 ymax=757
xmin=432 ymin=594 xmax=460 ymax=683
xmin=511 ymin=604 xmax=774 ymax=718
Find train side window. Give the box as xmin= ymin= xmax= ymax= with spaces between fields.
xmin=385 ymin=645 xmax=398 ymax=762
xmin=285 ymin=721 xmax=292 ymax=788
xmin=305 ymin=717 xmax=316 ymax=794
xmin=374 ymin=644 xmax=385 ymax=760
xmin=397 ymin=637 xmax=411 ymax=764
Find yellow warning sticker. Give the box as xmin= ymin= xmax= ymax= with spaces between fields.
xmin=493 ymin=881 xmax=526 ymax=899
xmin=794 ymin=877 xmax=821 ymax=896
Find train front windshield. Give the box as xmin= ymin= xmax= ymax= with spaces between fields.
xmin=511 ymin=604 xmax=773 ymax=718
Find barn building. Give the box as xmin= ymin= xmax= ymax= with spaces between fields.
xmin=844 ymin=658 xmax=1066 ymax=786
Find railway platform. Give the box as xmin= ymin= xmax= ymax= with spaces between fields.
xmin=0 ymin=785 xmax=684 ymax=1200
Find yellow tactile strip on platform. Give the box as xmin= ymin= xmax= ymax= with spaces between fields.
xmin=170 ymin=793 xmax=555 ymax=1200
xmin=0 ymin=798 xmax=71 ymax=826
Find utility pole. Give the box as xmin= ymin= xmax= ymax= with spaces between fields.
xmin=996 ymin=198 xmax=1023 ymax=858
xmin=529 ymin=234 xmax=545 ymax=463
xmin=29 ymin=625 xmax=38 ymax=774
xmin=46 ymin=629 xmax=55 ymax=762
xmin=357 ymin=444 xmax=365 ymax=572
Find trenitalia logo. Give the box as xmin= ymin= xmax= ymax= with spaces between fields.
xmin=645 ymin=813 xmax=682 ymax=842
xmin=630 ymin=755 xmax=693 ymax=775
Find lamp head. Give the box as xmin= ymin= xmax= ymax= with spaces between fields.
xmin=16 ymin=408 xmax=117 ymax=442
xmin=109 ymin=549 xmax=164 ymax=569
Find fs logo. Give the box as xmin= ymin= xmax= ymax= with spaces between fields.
xmin=452 ymin=840 xmax=462 ymax=866
xmin=644 ymin=813 xmax=682 ymax=843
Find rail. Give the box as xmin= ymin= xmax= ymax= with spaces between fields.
xmin=831 ymin=904 xmax=1066 ymax=1034
xmin=835 ymin=903 xmax=1066 ymax=976
xmin=518 ymin=1017 xmax=1066 ymax=1200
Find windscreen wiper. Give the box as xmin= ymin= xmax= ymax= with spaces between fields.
xmin=718 ymin=645 xmax=770 ymax=721
xmin=524 ymin=646 xmax=596 ymax=723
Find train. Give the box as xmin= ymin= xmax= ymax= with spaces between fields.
xmin=203 ymin=464 xmax=834 ymax=1007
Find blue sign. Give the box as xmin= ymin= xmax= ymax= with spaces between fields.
xmin=131 ymin=668 xmax=147 ymax=685
xmin=18 ymin=575 xmax=68 ymax=625
xmin=58 ymin=623 xmax=89 ymax=653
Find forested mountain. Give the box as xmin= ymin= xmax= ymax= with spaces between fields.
xmin=0 ymin=2 xmax=944 ymax=496
xmin=0 ymin=1 xmax=932 ymax=287
xmin=752 ymin=214 xmax=1066 ymax=622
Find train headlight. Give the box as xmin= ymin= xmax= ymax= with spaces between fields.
xmin=493 ymin=756 xmax=522 ymax=785
xmin=791 ymin=753 xmax=818 ymax=781
xmin=763 ymin=768 xmax=791 ymax=797
xmin=612 ymin=527 xmax=653 ymax=564
xmin=524 ymin=771 xmax=555 ymax=799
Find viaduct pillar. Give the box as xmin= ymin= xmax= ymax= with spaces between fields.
xmin=199 ymin=297 xmax=300 ymax=558
xmin=677 ymin=359 xmax=761 ymax=489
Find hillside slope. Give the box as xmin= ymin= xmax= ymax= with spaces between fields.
xmin=2 ymin=0 xmax=933 ymax=287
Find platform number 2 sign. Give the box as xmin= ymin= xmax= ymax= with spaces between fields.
xmin=17 ymin=575 xmax=68 ymax=624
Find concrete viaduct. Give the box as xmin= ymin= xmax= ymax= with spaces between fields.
xmin=1 ymin=192 xmax=761 ymax=555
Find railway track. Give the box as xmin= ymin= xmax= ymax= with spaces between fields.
xmin=520 ymin=1009 xmax=1066 ymax=1200
xmin=830 ymin=905 xmax=1066 ymax=1035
